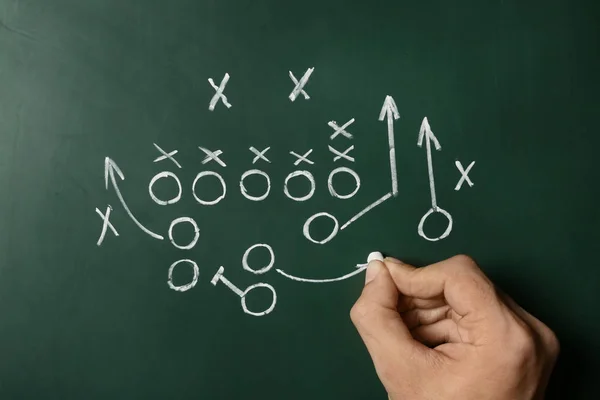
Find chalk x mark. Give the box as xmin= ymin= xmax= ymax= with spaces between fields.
xmin=249 ymin=146 xmax=271 ymax=164
xmin=329 ymin=119 xmax=355 ymax=140
xmin=104 ymin=157 xmax=164 ymax=240
xmin=290 ymin=149 xmax=314 ymax=166
xmin=198 ymin=147 xmax=226 ymax=167
xmin=289 ymin=68 xmax=314 ymax=101
xmin=95 ymin=205 xmax=119 ymax=246
xmin=340 ymin=192 xmax=393 ymax=231
xmin=328 ymin=145 xmax=355 ymax=162
xmin=379 ymin=95 xmax=400 ymax=197
xmin=455 ymin=160 xmax=475 ymax=191
xmin=153 ymin=143 xmax=182 ymax=169
xmin=208 ymin=73 xmax=232 ymax=111
xmin=417 ymin=117 xmax=453 ymax=241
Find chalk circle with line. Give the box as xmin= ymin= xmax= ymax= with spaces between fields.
xmin=168 ymin=259 xmax=199 ymax=292
xmin=242 ymin=243 xmax=275 ymax=275
xmin=240 ymin=169 xmax=271 ymax=201
xmin=192 ymin=171 xmax=226 ymax=205
xmin=328 ymin=166 xmax=361 ymax=199
xmin=284 ymin=170 xmax=315 ymax=202
xmin=418 ymin=207 xmax=453 ymax=242
xmin=168 ymin=217 xmax=200 ymax=250
xmin=241 ymin=283 xmax=277 ymax=316
xmin=303 ymin=212 xmax=339 ymax=245
xmin=149 ymin=171 xmax=182 ymax=205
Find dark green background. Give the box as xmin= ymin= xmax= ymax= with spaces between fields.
xmin=1 ymin=0 xmax=598 ymax=398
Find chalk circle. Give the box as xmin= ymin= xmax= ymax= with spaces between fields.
xmin=168 ymin=259 xmax=199 ymax=292
xmin=168 ymin=217 xmax=200 ymax=250
xmin=149 ymin=171 xmax=182 ymax=205
xmin=303 ymin=212 xmax=339 ymax=245
xmin=242 ymin=243 xmax=275 ymax=275
xmin=284 ymin=170 xmax=315 ymax=202
xmin=192 ymin=171 xmax=226 ymax=206
xmin=240 ymin=169 xmax=271 ymax=202
xmin=418 ymin=207 xmax=453 ymax=242
xmin=241 ymin=283 xmax=277 ymax=317
xmin=328 ymin=167 xmax=361 ymax=199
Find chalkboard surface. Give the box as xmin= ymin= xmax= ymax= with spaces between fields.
xmin=1 ymin=0 xmax=599 ymax=398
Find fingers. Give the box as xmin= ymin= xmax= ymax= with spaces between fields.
xmin=411 ymin=319 xmax=463 ymax=347
xmin=384 ymin=255 xmax=498 ymax=317
xmin=402 ymin=305 xmax=451 ymax=330
xmin=350 ymin=260 xmax=427 ymax=368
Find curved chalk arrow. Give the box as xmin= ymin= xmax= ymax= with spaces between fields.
xmin=275 ymin=264 xmax=367 ymax=283
xmin=104 ymin=157 xmax=164 ymax=240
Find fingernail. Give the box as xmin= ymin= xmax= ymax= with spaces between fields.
xmin=385 ymin=257 xmax=403 ymax=265
xmin=365 ymin=261 xmax=383 ymax=285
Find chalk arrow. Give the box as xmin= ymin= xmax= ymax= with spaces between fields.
xmin=104 ymin=157 xmax=164 ymax=240
xmin=417 ymin=117 xmax=442 ymax=209
xmin=378 ymin=95 xmax=400 ymax=197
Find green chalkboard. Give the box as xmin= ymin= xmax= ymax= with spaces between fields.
xmin=1 ymin=0 xmax=599 ymax=398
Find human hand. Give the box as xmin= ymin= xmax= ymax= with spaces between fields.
xmin=350 ymin=255 xmax=559 ymax=400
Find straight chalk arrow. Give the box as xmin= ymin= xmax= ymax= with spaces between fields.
xmin=379 ymin=95 xmax=400 ymax=196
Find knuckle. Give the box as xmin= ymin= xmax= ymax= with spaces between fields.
xmin=511 ymin=323 xmax=537 ymax=358
xmin=544 ymin=327 xmax=560 ymax=357
xmin=350 ymin=299 xmax=371 ymax=325
xmin=451 ymin=254 xmax=478 ymax=271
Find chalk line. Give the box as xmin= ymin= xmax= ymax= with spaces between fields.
xmin=208 ymin=73 xmax=232 ymax=111
xmin=275 ymin=264 xmax=367 ymax=283
xmin=95 ymin=205 xmax=119 ymax=246
xmin=289 ymin=68 xmax=314 ymax=101
xmin=455 ymin=160 xmax=475 ymax=190
xmin=340 ymin=192 xmax=393 ymax=231
xmin=379 ymin=96 xmax=400 ymax=197
xmin=104 ymin=157 xmax=164 ymax=240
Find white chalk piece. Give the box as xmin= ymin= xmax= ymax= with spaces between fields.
xmin=367 ymin=252 xmax=384 ymax=263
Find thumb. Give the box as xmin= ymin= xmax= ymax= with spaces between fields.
xmin=351 ymin=260 xmax=428 ymax=374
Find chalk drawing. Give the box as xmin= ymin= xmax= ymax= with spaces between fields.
xmin=242 ymin=243 xmax=275 ymax=275
xmin=192 ymin=171 xmax=227 ymax=206
xmin=168 ymin=259 xmax=199 ymax=292
xmin=240 ymin=169 xmax=271 ymax=201
xmin=249 ymin=146 xmax=271 ymax=164
xmin=455 ymin=160 xmax=475 ymax=190
xmin=417 ymin=117 xmax=453 ymax=241
xmin=276 ymin=264 xmax=367 ymax=283
xmin=208 ymin=73 xmax=232 ymax=111
xmin=198 ymin=147 xmax=226 ymax=167
xmin=284 ymin=170 xmax=316 ymax=202
xmin=340 ymin=192 xmax=393 ymax=231
xmin=303 ymin=212 xmax=339 ymax=245
xmin=379 ymin=95 xmax=400 ymax=197
xmin=168 ymin=217 xmax=200 ymax=250
xmin=148 ymin=171 xmax=182 ymax=206
xmin=289 ymin=68 xmax=314 ymax=101
xmin=211 ymin=266 xmax=277 ymax=316
xmin=328 ymin=145 xmax=355 ymax=162
xmin=105 ymin=157 xmax=164 ymax=240
xmin=153 ymin=143 xmax=182 ymax=169
xmin=95 ymin=205 xmax=119 ymax=246
xmin=329 ymin=119 xmax=355 ymax=140
xmin=328 ymin=167 xmax=360 ymax=199
xmin=290 ymin=149 xmax=314 ymax=166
